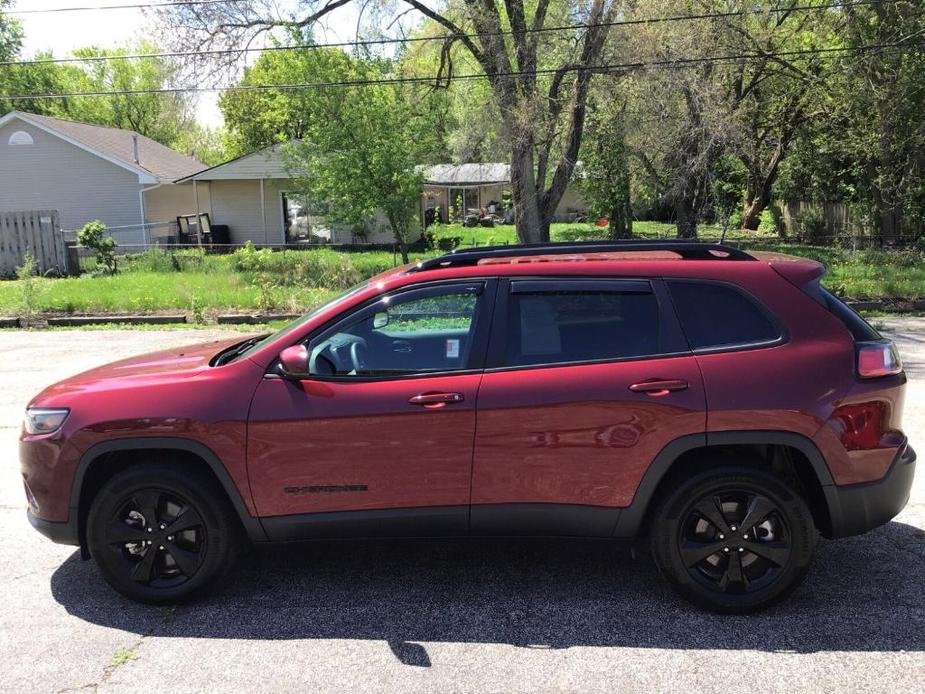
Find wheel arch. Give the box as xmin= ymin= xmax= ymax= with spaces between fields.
xmin=614 ymin=431 xmax=837 ymax=538
xmin=73 ymin=437 xmax=268 ymax=550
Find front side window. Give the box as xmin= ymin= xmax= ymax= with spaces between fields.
xmin=308 ymin=287 xmax=481 ymax=376
xmin=667 ymin=280 xmax=780 ymax=350
xmin=504 ymin=286 xmax=660 ymax=367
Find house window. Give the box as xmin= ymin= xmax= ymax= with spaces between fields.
xmin=8 ymin=131 xmax=34 ymax=146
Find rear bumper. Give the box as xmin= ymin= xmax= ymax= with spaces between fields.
xmin=27 ymin=508 xmax=79 ymax=546
xmin=825 ymin=442 xmax=916 ymax=538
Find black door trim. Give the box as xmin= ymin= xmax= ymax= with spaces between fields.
xmin=261 ymin=505 xmax=468 ymax=540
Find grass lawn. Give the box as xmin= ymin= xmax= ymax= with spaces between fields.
xmin=0 ymin=222 xmax=921 ymax=319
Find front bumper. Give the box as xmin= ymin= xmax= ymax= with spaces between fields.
xmin=27 ymin=508 xmax=79 ymax=546
xmin=825 ymin=442 xmax=916 ymax=538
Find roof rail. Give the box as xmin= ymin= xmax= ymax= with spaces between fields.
xmin=406 ymin=240 xmax=755 ymax=273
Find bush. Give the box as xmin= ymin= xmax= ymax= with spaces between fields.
xmin=554 ymin=226 xmax=607 ymax=242
xmin=727 ymin=210 xmax=744 ymax=230
xmin=757 ymin=208 xmax=778 ymax=235
xmin=799 ymin=208 xmax=827 ymax=244
xmin=77 ymin=220 xmax=118 ymax=274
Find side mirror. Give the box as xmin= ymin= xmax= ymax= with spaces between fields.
xmin=278 ymin=344 xmax=309 ymax=378
xmin=373 ymin=312 xmax=390 ymax=329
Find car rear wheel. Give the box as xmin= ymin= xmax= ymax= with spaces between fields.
xmin=87 ymin=462 xmax=241 ymax=604
xmin=651 ymin=466 xmax=816 ymax=613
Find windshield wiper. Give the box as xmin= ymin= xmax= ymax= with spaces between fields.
xmin=213 ymin=335 xmax=268 ymax=366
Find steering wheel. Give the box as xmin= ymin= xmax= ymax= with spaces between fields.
xmin=349 ymin=341 xmax=368 ymax=373
xmin=308 ymin=345 xmax=336 ymax=376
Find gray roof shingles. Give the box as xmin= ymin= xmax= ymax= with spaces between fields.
xmin=20 ymin=112 xmax=206 ymax=182
xmin=421 ymin=163 xmax=510 ymax=185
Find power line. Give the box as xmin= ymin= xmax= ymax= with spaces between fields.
xmin=3 ymin=39 xmax=920 ymax=101
xmin=5 ymin=0 xmax=240 ymax=14
xmin=1 ymin=1 xmax=878 ymax=67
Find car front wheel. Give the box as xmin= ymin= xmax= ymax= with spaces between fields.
xmin=651 ymin=466 xmax=817 ymax=613
xmin=86 ymin=461 xmax=241 ymax=604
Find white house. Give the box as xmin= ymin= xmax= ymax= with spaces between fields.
xmin=0 ymin=111 xmax=206 ymax=246
xmin=176 ymin=143 xmax=405 ymax=246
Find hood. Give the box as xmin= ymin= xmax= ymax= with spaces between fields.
xmin=29 ymin=336 xmax=249 ymax=405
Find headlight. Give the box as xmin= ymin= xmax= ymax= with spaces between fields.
xmin=24 ymin=408 xmax=70 ymax=435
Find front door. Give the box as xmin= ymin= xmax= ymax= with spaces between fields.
xmin=248 ymin=280 xmax=495 ymax=540
xmin=471 ymin=278 xmax=706 ymax=536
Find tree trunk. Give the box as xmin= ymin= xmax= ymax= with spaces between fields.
xmin=740 ymin=143 xmax=787 ymax=231
xmin=676 ymin=200 xmax=698 ymax=239
xmin=510 ymin=139 xmax=544 ymax=244
xmin=742 ymin=183 xmax=766 ymax=231
xmin=608 ymin=202 xmax=632 ymax=239
xmin=386 ymin=211 xmax=410 ymax=264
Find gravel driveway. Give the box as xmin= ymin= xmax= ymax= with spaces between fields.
xmin=0 ymin=321 xmax=923 ymax=693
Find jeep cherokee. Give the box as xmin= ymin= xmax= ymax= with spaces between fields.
xmin=21 ymin=241 xmax=915 ymax=612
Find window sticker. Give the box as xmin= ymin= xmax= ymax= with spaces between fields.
xmin=446 ymin=339 xmax=460 ymax=359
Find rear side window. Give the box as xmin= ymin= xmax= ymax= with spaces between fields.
xmin=804 ymin=282 xmax=881 ymax=342
xmin=505 ymin=286 xmax=659 ymax=366
xmin=668 ymin=280 xmax=780 ymax=350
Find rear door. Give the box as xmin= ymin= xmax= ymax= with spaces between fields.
xmin=470 ymin=278 xmax=706 ymax=536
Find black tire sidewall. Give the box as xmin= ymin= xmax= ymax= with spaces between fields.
xmin=87 ymin=464 xmax=239 ymax=604
xmin=651 ymin=467 xmax=817 ymax=614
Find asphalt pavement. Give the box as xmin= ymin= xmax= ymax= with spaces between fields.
xmin=0 ymin=321 xmax=923 ymax=693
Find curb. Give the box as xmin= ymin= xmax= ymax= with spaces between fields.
xmin=46 ymin=315 xmax=188 ymax=327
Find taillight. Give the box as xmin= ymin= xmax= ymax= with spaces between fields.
xmin=857 ymin=341 xmax=902 ymax=378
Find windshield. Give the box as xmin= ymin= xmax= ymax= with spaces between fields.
xmin=232 ymin=279 xmax=372 ymax=362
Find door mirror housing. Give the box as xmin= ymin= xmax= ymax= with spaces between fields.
xmin=278 ymin=344 xmax=310 ymax=378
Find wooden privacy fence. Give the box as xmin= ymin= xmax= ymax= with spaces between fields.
xmin=0 ymin=210 xmax=68 ymax=277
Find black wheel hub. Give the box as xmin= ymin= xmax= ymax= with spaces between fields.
xmin=107 ymin=490 xmax=207 ymax=588
xmin=679 ymin=491 xmax=791 ymax=595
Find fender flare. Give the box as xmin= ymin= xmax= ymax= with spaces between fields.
xmin=74 ymin=437 xmax=268 ymax=543
xmin=613 ymin=431 xmax=835 ymax=537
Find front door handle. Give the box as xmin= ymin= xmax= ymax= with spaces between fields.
xmin=628 ymin=379 xmax=689 ymax=397
xmin=409 ymin=392 xmax=465 ymax=409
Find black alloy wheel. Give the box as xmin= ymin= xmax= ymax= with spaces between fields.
xmin=679 ymin=491 xmax=791 ymax=595
xmin=107 ymin=489 xmax=207 ymax=588
xmin=87 ymin=461 xmax=241 ymax=603
xmin=651 ymin=466 xmax=816 ymax=613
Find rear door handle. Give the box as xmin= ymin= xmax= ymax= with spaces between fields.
xmin=409 ymin=392 xmax=465 ymax=409
xmin=628 ymin=379 xmax=689 ymax=397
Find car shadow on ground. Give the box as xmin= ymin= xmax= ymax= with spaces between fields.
xmin=50 ymin=520 xmax=925 ymax=664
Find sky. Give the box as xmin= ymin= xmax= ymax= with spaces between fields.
xmin=14 ymin=0 xmax=362 ymax=128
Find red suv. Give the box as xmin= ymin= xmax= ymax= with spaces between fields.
xmin=21 ymin=242 xmax=915 ymax=612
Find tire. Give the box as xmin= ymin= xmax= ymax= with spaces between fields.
xmin=86 ymin=461 xmax=241 ymax=604
xmin=650 ymin=466 xmax=817 ymax=614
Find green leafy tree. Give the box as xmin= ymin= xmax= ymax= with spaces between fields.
xmin=65 ymin=42 xmax=196 ymax=146
xmin=282 ymin=49 xmax=436 ymax=264
xmin=0 ymin=0 xmax=22 ymax=61
xmin=219 ymin=32 xmax=319 ymax=157
xmin=0 ymin=4 xmax=71 ymax=118
xmin=77 ymin=220 xmax=118 ymax=275
xmin=172 ymin=124 xmax=227 ymax=166
xmin=582 ymin=98 xmax=632 ymax=238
